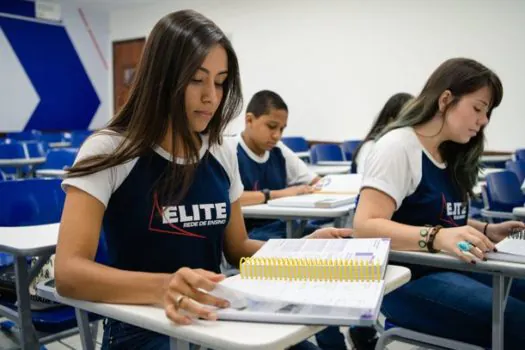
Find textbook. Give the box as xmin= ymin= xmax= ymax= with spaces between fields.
xmin=487 ymin=229 xmax=525 ymax=264
xmin=313 ymin=174 xmax=362 ymax=195
xmin=267 ymin=193 xmax=356 ymax=209
xmin=209 ymin=238 xmax=391 ymax=326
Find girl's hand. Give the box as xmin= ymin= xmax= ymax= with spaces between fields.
xmin=163 ymin=268 xmax=230 ymax=325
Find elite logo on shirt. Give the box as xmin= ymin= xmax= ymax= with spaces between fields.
xmin=148 ymin=192 xmax=228 ymax=238
xmin=440 ymin=193 xmax=467 ymax=226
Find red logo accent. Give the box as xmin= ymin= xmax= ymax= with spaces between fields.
xmin=439 ymin=193 xmax=459 ymax=227
xmin=148 ymin=192 xmax=206 ymax=239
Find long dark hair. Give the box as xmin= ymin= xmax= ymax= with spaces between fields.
xmin=67 ymin=10 xmax=243 ymax=202
xmin=352 ymin=92 xmax=413 ymax=168
xmin=381 ymin=58 xmax=503 ymax=198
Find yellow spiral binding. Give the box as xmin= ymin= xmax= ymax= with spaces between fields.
xmin=239 ymin=257 xmax=382 ymax=282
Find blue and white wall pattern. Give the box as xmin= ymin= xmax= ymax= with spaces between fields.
xmin=0 ymin=0 xmax=109 ymax=131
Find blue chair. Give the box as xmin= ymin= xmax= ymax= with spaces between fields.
xmin=505 ymin=160 xmax=525 ymax=184
xmin=515 ymin=149 xmax=525 ymax=162
xmin=341 ymin=140 xmax=361 ymax=161
xmin=281 ymin=136 xmax=309 ymax=153
xmin=0 ymin=179 xmax=103 ymax=347
xmin=0 ymin=143 xmax=27 ymax=178
xmin=24 ymin=141 xmax=48 ymax=159
xmin=40 ymin=148 xmax=78 ymax=170
xmin=310 ymin=144 xmax=345 ymax=164
xmin=69 ymin=133 xmax=90 ymax=148
xmin=39 ymin=133 xmax=67 ymax=144
xmin=6 ymin=130 xmax=42 ymax=141
xmin=481 ymin=171 xmax=524 ymax=222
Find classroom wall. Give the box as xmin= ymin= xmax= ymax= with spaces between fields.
xmin=0 ymin=0 xmax=110 ymax=131
xmin=111 ymin=0 xmax=525 ymax=151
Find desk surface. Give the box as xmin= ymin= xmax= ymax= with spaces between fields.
xmin=295 ymin=151 xmax=310 ymax=158
xmin=478 ymin=168 xmax=504 ymax=180
xmin=38 ymin=265 xmax=410 ymax=350
xmin=0 ymin=223 xmax=59 ymax=256
xmin=242 ymin=203 xmax=355 ymax=220
xmin=480 ymin=155 xmax=512 ymax=163
xmin=0 ymin=157 xmax=46 ymax=167
xmin=307 ymin=165 xmax=350 ymax=176
xmin=390 ymin=250 xmax=525 ymax=279
xmin=36 ymin=169 xmax=67 ymax=178
xmin=513 ymin=206 xmax=525 ymax=218
xmin=315 ymin=161 xmax=352 ymax=166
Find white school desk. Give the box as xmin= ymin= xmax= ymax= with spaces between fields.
xmin=242 ymin=203 xmax=355 ymax=238
xmin=35 ymin=169 xmax=67 ymax=178
xmin=295 ymin=151 xmax=310 ymax=159
xmin=480 ymin=155 xmax=512 ymax=164
xmin=37 ymin=265 xmax=411 ymax=350
xmin=0 ymin=223 xmax=60 ymax=350
xmin=307 ymin=164 xmax=351 ymax=176
xmin=389 ymin=250 xmax=525 ymax=350
xmin=315 ymin=160 xmax=352 ymax=166
xmin=48 ymin=142 xmax=71 ymax=148
xmin=0 ymin=157 xmax=46 ymax=177
xmin=478 ymin=168 xmax=504 ymax=181
xmin=513 ymin=206 xmax=525 ymax=219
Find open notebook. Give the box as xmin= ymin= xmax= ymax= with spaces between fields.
xmin=209 ymin=238 xmax=391 ymax=326
xmin=267 ymin=193 xmax=356 ymax=208
xmin=487 ymin=229 xmax=525 ymax=264
xmin=313 ymin=174 xmax=362 ymax=195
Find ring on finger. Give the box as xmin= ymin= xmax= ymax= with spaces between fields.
xmin=457 ymin=240 xmax=473 ymax=252
xmin=175 ymin=294 xmax=187 ymax=309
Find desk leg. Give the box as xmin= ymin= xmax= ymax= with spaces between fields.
xmin=492 ymin=275 xmax=513 ymax=350
xmin=75 ymin=308 xmax=95 ymax=350
xmin=286 ymin=220 xmax=306 ymax=239
xmin=13 ymin=256 xmax=39 ymax=350
xmin=170 ymin=337 xmax=191 ymax=350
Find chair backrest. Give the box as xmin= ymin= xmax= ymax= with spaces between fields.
xmin=484 ymin=171 xmax=524 ymax=212
xmin=341 ymin=140 xmax=361 ymax=161
xmin=40 ymin=132 xmax=69 ymax=144
xmin=281 ymin=136 xmax=309 ymax=152
xmin=69 ymin=133 xmax=90 ymax=148
xmin=24 ymin=141 xmax=48 ymax=158
xmin=0 ymin=178 xmax=65 ymax=226
xmin=505 ymin=160 xmax=525 ymax=184
xmin=310 ymin=144 xmax=345 ymax=164
xmin=6 ymin=130 xmax=42 ymax=141
xmin=42 ymin=148 xmax=78 ymax=170
xmin=0 ymin=143 xmax=26 ymax=159
xmin=516 ymin=149 xmax=525 ymax=162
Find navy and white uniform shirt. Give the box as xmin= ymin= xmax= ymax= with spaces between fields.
xmin=225 ymin=135 xmax=317 ymax=230
xmin=361 ymin=127 xmax=468 ymax=229
xmin=62 ymin=132 xmax=243 ymax=274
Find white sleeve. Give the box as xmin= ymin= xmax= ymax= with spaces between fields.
xmin=356 ymin=141 xmax=375 ymax=174
xmin=360 ymin=137 xmax=418 ymax=209
xmin=211 ymin=141 xmax=244 ymax=203
xmin=277 ymin=142 xmax=317 ymax=185
xmin=61 ymin=133 xmax=136 ymax=207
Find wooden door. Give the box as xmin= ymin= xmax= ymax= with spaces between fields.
xmin=113 ymin=38 xmax=145 ymax=114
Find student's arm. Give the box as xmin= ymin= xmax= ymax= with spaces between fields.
xmin=56 ymin=187 xmax=228 ymax=324
xmin=55 ymin=187 xmax=169 ymax=304
xmin=353 ymin=137 xmax=494 ymax=262
xmin=279 ymin=142 xmax=319 ymax=186
xmin=239 ymin=185 xmax=314 ymax=206
xmin=223 ymin=199 xmax=264 ymax=265
xmin=468 ymin=218 xmax=525 ymax=243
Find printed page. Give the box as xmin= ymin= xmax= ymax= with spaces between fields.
xmin=254 ymin=238 xmax=389 ymax=263
xmin=210 ymin=275 xmax=384 ymax=317
xmin=314 ymin=174 xmax=362 ymax=194
xmin=495 ymin=238 xmax=525 ymax=257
